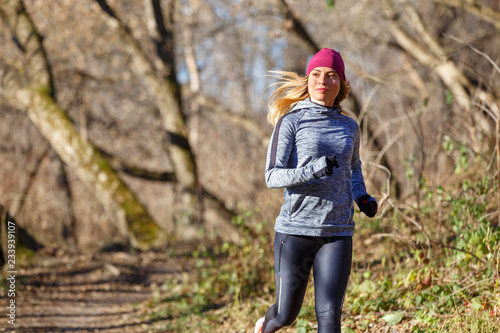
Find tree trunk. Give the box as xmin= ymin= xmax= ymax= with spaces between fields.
xmin=0 ymin=0 xmax=165 ymax=250
xmin=28 ymin=91 xmax=166 ymax=250
xmin=96 ymin=0 xmax=200 ymax=234
xmin=95 ymin=0 xmax=241 ymax=241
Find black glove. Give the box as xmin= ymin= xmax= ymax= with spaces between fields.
xmin=314 ymin=156 xmax=339 ymax=178
xmin=357 ymin=194 xmax=378 ymax=218
xmin=325 ymin=156 xmax=339 ymax=176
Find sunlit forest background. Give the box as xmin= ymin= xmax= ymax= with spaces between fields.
xmin=1 ymin=0 xmax=499 ymax=331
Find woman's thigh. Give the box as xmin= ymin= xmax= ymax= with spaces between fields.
xmin=272 ymin=233 xmax=317 ymax=323
xmin=313 ymin=236 xmax=352 ymax=319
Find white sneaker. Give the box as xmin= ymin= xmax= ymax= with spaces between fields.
xmin=254 ymin=317 xmax=265 ymax=333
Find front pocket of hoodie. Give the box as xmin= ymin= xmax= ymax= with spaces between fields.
xmin=290 ymin=192 xmax=325 ymax=221
xmin=289 ymin=183 xmax=320 ymax=218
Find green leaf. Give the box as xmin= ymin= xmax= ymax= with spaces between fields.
xmin=342 ymin=327 xmax=356 ymax=333
xmin=471 ymin=297 xmax=483 ymax=311
xmin=297 ymin=328 xmax=306 ymax=333
xmin=382 ymin=311 xmax=404 ymax=325
xmin=445 ymin=90 xmax=453 ymax=105
xmin=326 ymin=0 xmax=335 ymax=9
xmin=357 ymin=280 xmax=377 ymax=294
xmin=296 ymin=318 xmax=308 ymax=333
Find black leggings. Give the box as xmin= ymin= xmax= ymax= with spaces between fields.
xmin=262 ymin=232 xmax=352 ymax=333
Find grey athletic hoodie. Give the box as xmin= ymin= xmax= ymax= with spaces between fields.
xmin=265 ymin=99 xmax=372 ymax=237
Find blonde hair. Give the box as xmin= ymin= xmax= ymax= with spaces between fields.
xmin=267 ymin=71 xmax=351 ymax=126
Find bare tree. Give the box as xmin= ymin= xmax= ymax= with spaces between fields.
xmin=0 ymin=0 xmax=165 ymax=250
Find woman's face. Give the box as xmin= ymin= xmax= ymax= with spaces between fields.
xmin=307 ymin=67 xmax=341 ymax=107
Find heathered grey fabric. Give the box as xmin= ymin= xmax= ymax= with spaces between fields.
xmin=265 ymin=99 xmax=371 ymax=237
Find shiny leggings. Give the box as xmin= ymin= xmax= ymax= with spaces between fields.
xmin=262 ymin=232 xmax=352 ymax=333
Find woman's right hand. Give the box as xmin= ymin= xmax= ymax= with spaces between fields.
xmin=325 ymin=156 xmax=339 ymax=175
xmin=314 ymin=156 xmax=339 ymax=178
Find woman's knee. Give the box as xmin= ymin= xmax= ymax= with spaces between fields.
xmin=263 ymin=305 xmax=298 ymax=332
xmin=273 ymin=306 xmax=301 ymax=328
xmin=276 ymin=313 xmax=298 ymax=327
xmin=316 ymin=309 xmax=341 ymax=327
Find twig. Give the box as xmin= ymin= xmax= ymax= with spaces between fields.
xmin=373 ymin=133 xmax=403 ymax=173
xmin=369 ymin=233 xmax=414 ymax=246
xmin=386 ymin=198 xmax=429 ymax=241
xmin=429 ymin=241 xmax=487 ymax=265
xmin=366 ymin=161 xmax=392 ymax=206
xmin=470 ymin=100 xmax=498 ymax=122
xmin=445 ymin=34 xmax=500 ymax=75
xmin=10 ymin=145 xmax=51 ymax=216
xmin=437 ymin=277 xmax=494 ymax=303
xmin=478 ymin=211 xmax=500 ymax=224
xmin=255 ymin=297 xmax=272 ymax=307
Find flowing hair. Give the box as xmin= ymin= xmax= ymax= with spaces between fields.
xmin=267 ymin=71 xmax=351 ymax=126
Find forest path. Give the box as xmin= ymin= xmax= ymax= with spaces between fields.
xmin=0 ymin=245 xmax=192 ymax=332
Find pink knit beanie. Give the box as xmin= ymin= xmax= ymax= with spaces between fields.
xmin=306 ymin=48 xmax=346 ymax=81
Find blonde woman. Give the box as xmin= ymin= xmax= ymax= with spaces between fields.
xmin=254 ymin=48 xmax=377 ymax=333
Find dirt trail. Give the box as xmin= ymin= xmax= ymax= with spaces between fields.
xmin=0 ymin=247 xmax=188 ymax=332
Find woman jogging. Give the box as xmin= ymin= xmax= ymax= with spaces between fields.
xmin=254 ymin=48 xmax=378 ymax=333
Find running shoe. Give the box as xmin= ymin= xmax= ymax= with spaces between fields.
xmin=254 ymin=317 xmax=265 ymax=333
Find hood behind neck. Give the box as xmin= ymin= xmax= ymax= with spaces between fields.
xmin=293 ymin=99 xmax=342 ymax=114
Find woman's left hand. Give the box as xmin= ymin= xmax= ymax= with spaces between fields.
xmin=357 ymin=195 xmax=378 ymax=218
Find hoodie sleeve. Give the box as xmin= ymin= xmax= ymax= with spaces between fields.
xmin=350 ymin=122 xmax=369 ymax=202
xmin=265 ymin=114 xmax=329 ymax=189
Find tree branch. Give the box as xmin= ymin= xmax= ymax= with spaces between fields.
xmin=382 ymin=0 xmax=472 ymax=108
xmin=98 ymin=146 xmax=177 ymax=182
xmin=278 ymin=0 xmax=320 ymax=53
xmin=430 ymin=0 xmax=500 ymax=30
xmin=184 ymin=88 xmax=270 ymax=147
